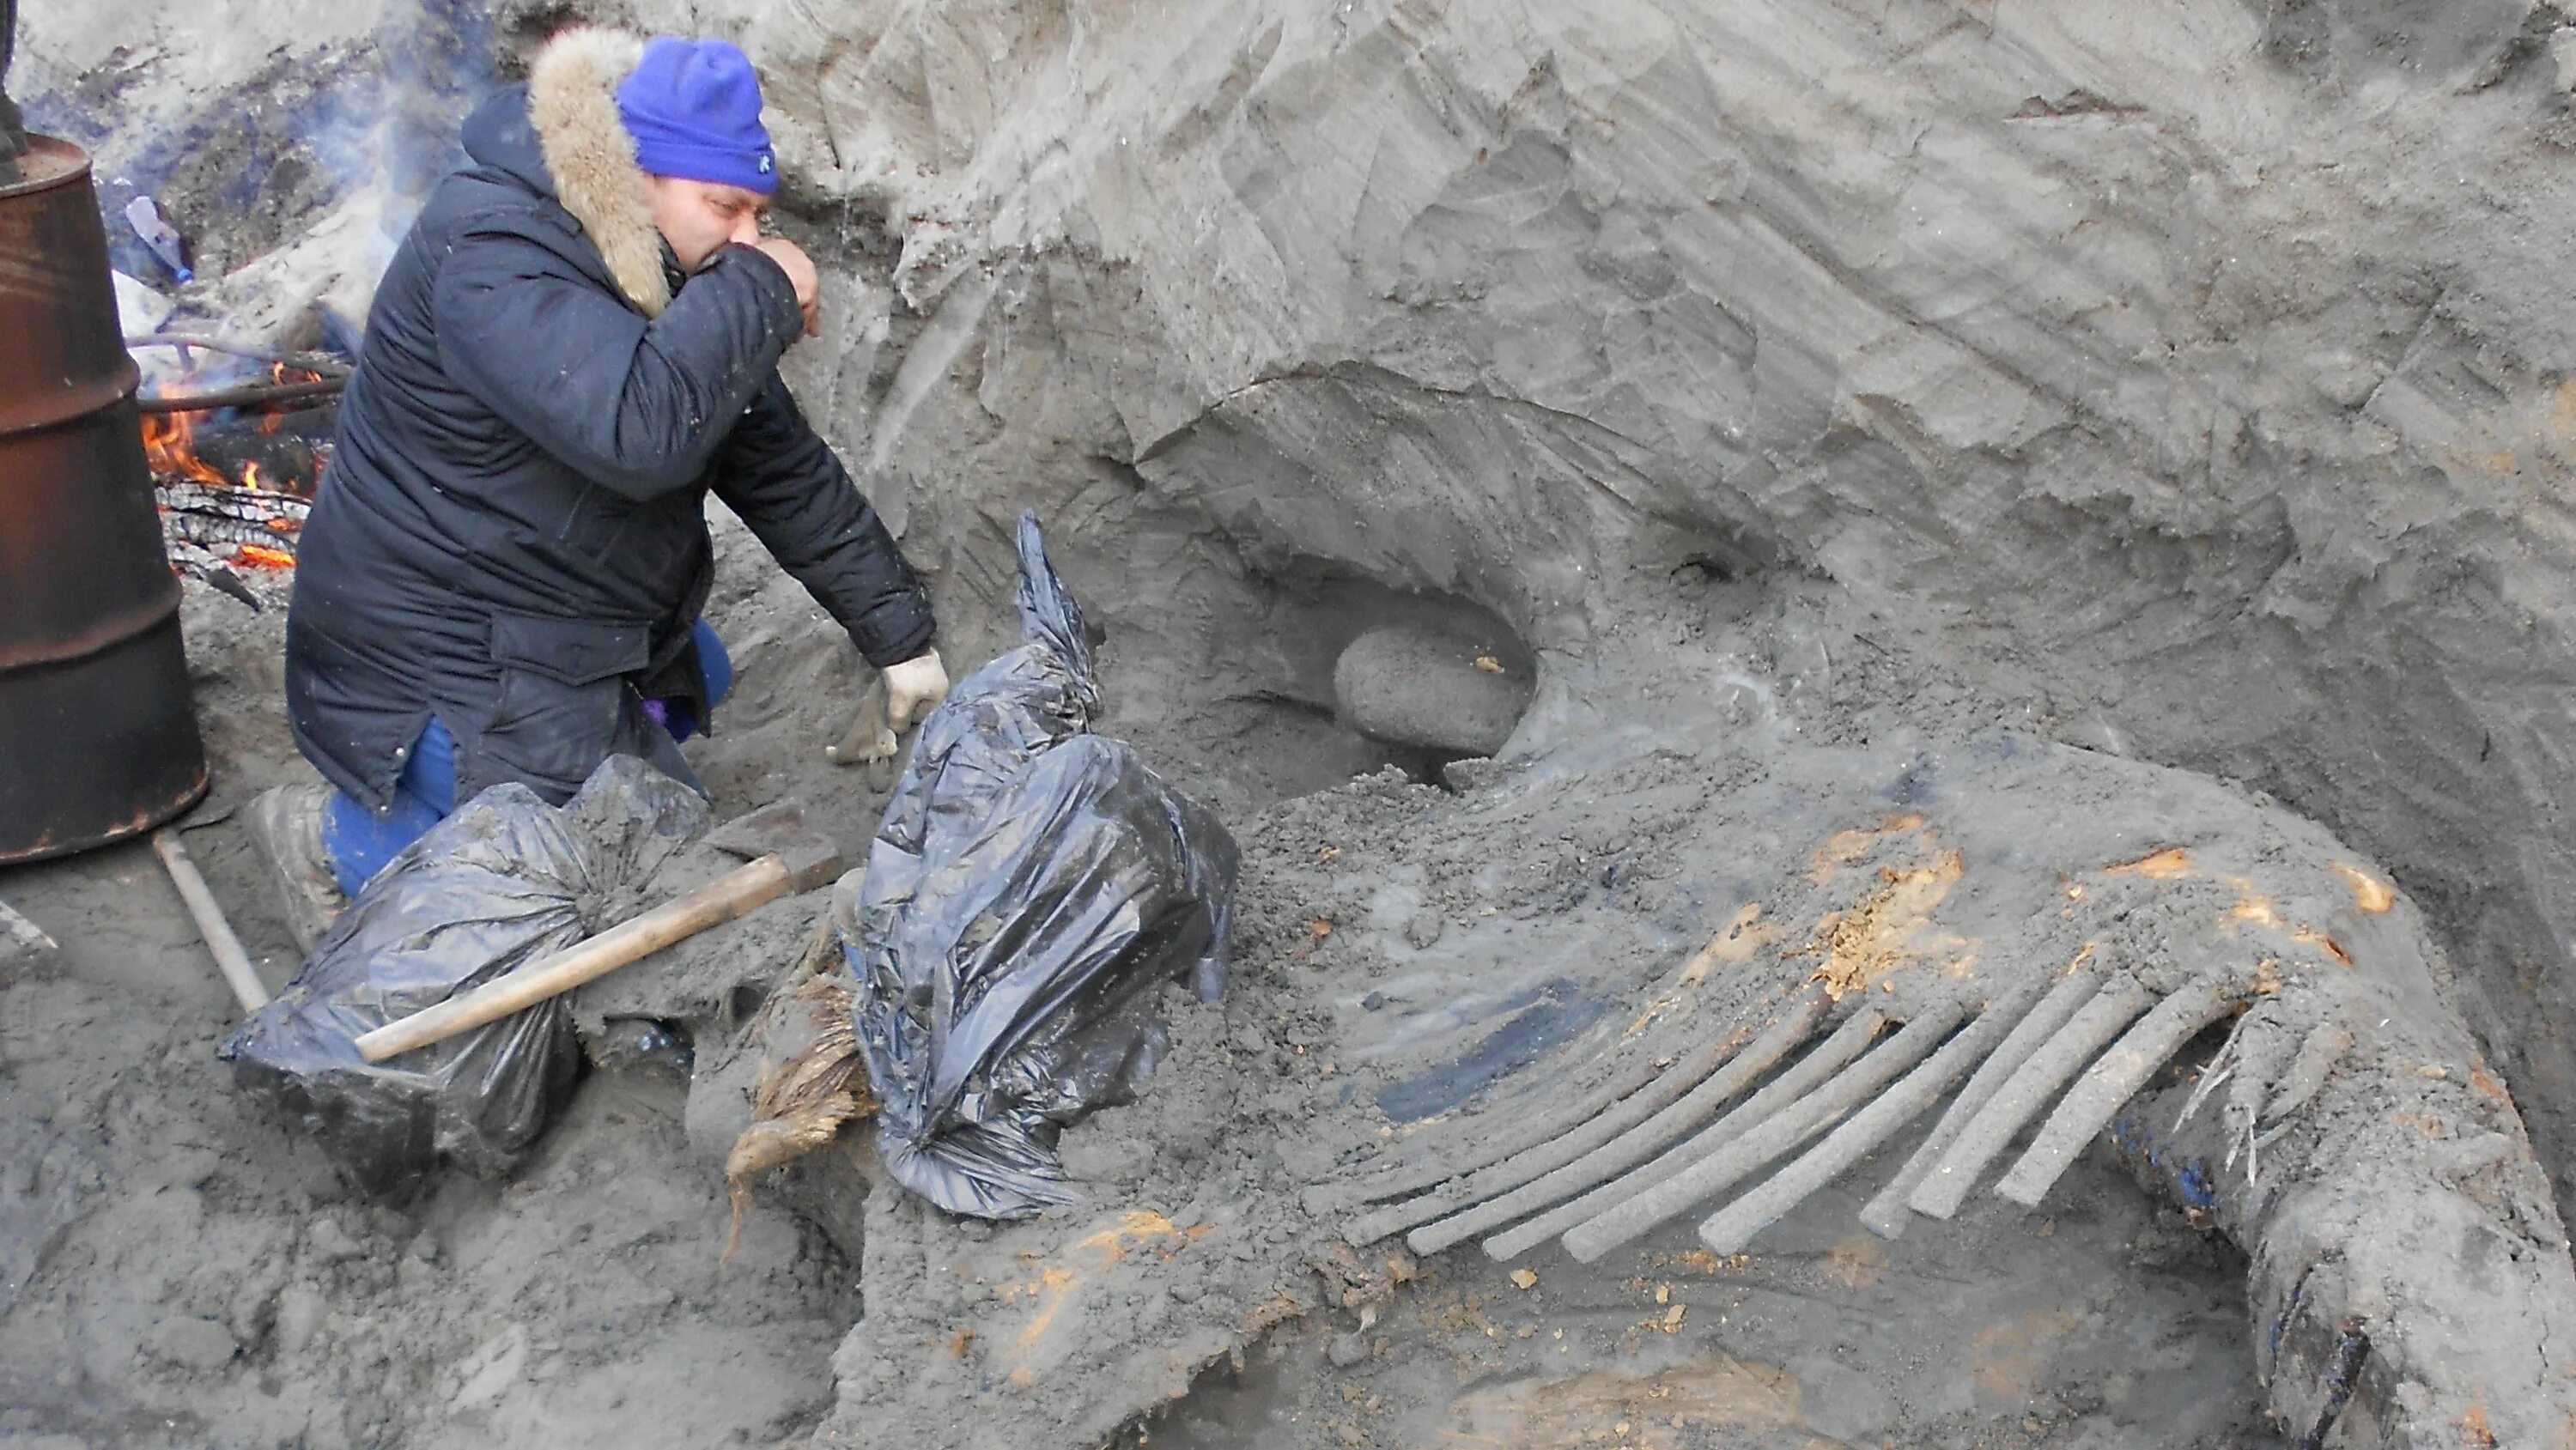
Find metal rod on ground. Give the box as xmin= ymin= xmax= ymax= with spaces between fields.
xmin=0 ymin=895 xmax=57 ymax=959
xmin=1556 ymin=1006 xmax=1962 ymax=1265
xmin=356 ymin=846 xmax=839 ymax=1064
xmin=152 ymin=827 xmax=269 ymax=1013
xmin=1994 ymin=978 xmax=2235 ymax=1208
xmin=1376 ymin=986 xmax=1833 ymax=1253
xmin=1455 ymin=998 xmax=1875 ymax=1261
xmin=137 ymin=378 xmax=346 ymax=415
xmin=1857 ymin=966 xmax=2099 ymax=1238
xmin=1906 ymin=974 xmax=2157 ymax=1220
xmin=125 ymin=334 xmax=351 ymax=378
xmin=1700 ymin=986 xmax=2039 ymax=1255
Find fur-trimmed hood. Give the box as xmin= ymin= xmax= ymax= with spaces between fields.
xmin=461 ymin=27 xmax=671 ymax=317
xmin=289 ymin=25 xmax=932 ymax=821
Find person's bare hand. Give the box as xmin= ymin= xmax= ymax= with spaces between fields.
xmin=751 ymin=237 xmax=822 ymax=337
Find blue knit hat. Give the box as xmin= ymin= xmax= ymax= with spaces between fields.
xmin=615 ymin=37 xmax=778 ymax=195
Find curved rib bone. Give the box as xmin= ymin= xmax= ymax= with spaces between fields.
xmin=1330 ymin=913 xmax=1794 ymax=1212
xmin=1993 ymin=977 xmax=2234 ymax=1208
xmin=1906 ymin=974 xmax=2155 ymax=1221
xmin=1378 ymin=986 xmax=1836 ymax=1253
xmin=1552 ymin=1006 xmax=1961 ymax=1264
xmin=1321 ymin=1044 xmax=1680 ymax=1214
xmin=1435 ymin=998 xmax=1871 ymax=1259
xmin=1344 ymin=986 xmax=1822 ymax=1244
xmin=1698 ymin=993 xmax=2026 ymax=1254
xmin=1859 ymin=966 xmax=2099 ymax=1238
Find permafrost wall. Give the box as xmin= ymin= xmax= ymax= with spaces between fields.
xmin=23 ymin=3 xmax=2576 ymax=1444
xmin=549 ymin=0 xmax=2576 ymax=1196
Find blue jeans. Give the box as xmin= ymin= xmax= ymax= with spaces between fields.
xmin=321 ymin=620 xmax=732 ymax=895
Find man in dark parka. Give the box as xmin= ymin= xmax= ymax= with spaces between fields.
xmin=252 ymin=29 xmax=947 ymax=947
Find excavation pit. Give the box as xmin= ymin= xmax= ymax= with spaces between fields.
xmin=10 ymin=0 xmax=2576 ymax=1446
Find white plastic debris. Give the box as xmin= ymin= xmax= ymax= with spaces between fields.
xmin=124 ymin=195 xmax=192 ymax=282
xmin=112 ymin=270 xmax=173 ymax=335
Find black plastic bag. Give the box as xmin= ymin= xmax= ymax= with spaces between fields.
xmin=222 ymin=757 xmax=708 ymax=1198
xmin=844 ymin=514 xmax=1237 ymax=1219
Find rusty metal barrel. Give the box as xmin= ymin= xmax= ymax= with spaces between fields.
xmin=0 ymin=134 xmax=207 ymax=862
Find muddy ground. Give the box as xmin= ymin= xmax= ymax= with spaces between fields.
xmin=3 ymin=517 xmax=2306 ymax=1449
xmin=16 ymin=0 xmax=2576 ymax=1443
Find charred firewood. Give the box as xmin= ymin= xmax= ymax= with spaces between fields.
xmin=155 ymin=479 xmax=310 ymax=529
xmin=166 ymin=543 xmax=261 ymax=609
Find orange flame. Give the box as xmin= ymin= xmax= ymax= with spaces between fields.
xmin=141 ymin=408 xmax=228 ymax=486
xmin=258 ymin=362 xmax=289 ymax=433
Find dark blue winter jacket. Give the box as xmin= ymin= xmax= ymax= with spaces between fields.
xmin=285 ymin=82 xmax=933 ymax=814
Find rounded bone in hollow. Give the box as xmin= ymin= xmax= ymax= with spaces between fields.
xmin=1333 ymin=626 xmax=1530 ymax=755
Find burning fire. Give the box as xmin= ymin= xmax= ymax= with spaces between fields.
xmin=258 ymin=362 xmax=293 ymax=435
xmin=141 ymin=407 xmax=228 ymax=487
xmin=138 ymin=363 xmax=331 ymax=574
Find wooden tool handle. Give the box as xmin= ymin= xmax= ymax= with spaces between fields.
xmin=154 ymin=828 xmax=270 ymax=1014
xmin=355 ymin=853 xmax=792 ymax=1064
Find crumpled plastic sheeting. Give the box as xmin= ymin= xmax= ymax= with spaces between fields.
xmin=846 ymin=513 xmax=1238 ymax=1219
xmin=222 ymin=756 xmax=709 ymax=1198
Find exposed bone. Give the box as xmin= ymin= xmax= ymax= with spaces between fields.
xmin=2171 ymin=1002 xmax=2257 ymax=1137
xmin=2262 ymin=1019 xmax=2355 ymax=1127
xmin=2222 ymin=1005 xmax=2298 ymax=1184
xmin=1858 ymin=967 xmax=2099 ymax=1238
xmin=1993 ymin=978 xmax=2235 ymax=1208
xmin=1330 ymin=921 xmax=1806 ymax=1216
xmin=1412 ymin=996 xmax=1864 ymax=1258
xmin=1906 ymin=974 xmax=2156 ymax=1220
xmin=1698 ymin=997 xmax=2025 ymax=1254
xmin=1337 ymin=990 xmax=1801 ymax=1234
xmin=1320 ymin=1045 xmax=1679 ymax=1213
xmin=2172 ymin=1060 xmax=2231 ymax=1135
xmin=1365 ymin=986 xmax=1835 ymax=1251
xmin=1558 ymin=1006 xmax=1965 ymax=1264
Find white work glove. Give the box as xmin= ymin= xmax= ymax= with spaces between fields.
xmin=882 ymin=649 xmax=951 ymax=731
xmin=826 ymin=649 xmax=949 ymax=769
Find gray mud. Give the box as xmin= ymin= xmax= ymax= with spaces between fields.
xmin=3 ymin=511 xmax=2348 ymax=1450
xmin=15 ymin=0 xmax=2576 ymax=1445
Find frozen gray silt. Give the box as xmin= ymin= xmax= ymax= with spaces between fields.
xmin=1331 ymin=626 xmax=1529 ymax=755
xmin=33 ymin=0 xmax=2576 ymax=1437
xmin=568 ymin=0 xmax=2576 ymax=1203
xmin=49 ymin=0 xmax=2576 ymax=1180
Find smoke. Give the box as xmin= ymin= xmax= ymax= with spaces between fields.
xmin=16 ymin=0 xmax=506 ymax=343
xmin=295 ymin=3 xmax=503 ymax=219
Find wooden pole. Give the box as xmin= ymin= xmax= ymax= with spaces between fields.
xmin=355 ymin=854 xmax=795 ymax=1064
xmin=153 ymin=827 xmax=269 ymax=1014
